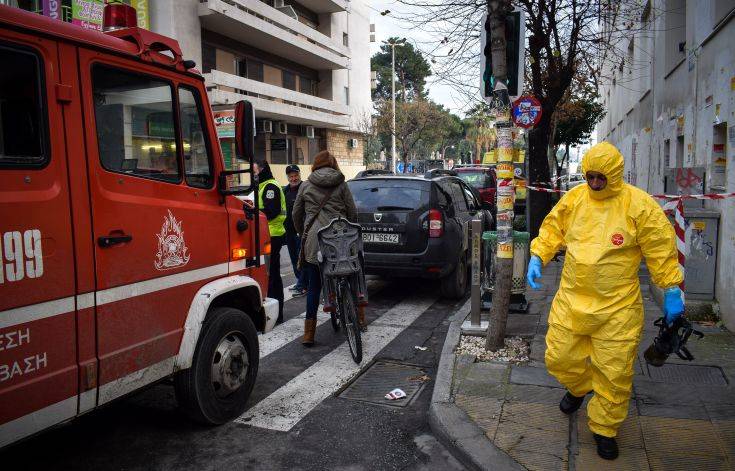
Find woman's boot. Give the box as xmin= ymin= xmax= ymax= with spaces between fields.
xmin=302 ymin=318 xmax=316 ymax=346
xmin=358 ymin=306 xmax=367 ymax=332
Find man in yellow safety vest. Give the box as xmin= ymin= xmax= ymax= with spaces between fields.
xmin=255 ymin=160 xmax=287 ymax=324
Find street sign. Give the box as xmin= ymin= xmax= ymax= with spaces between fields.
xmin=512 ymin=95 xmax=542 ymax=129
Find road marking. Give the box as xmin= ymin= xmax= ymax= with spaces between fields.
xmin=259 ymin=307 xmax=328 ymax=358
xmin=261 ymin=279 xmax=386 ymax=358
xmin=237 ymin=294 xmax=439 ymax=431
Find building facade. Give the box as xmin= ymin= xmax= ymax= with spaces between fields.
xmin=4 ymin=0 xmax=371 ymax=184
xmin=597 ymin=1 xmax=735 ymax=328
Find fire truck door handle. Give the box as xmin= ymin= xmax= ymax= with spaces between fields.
xmin=98 ymin=234 xmax=133 ymax=248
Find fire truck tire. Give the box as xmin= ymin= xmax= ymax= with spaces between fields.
xmin=175 ymin=307 xmax=259 ymax=425
xmin=440 ymin=252 xmax=468 ymax=300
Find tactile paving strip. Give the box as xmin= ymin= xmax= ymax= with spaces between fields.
xmin=338 ymin=360 xmax=427 ymax=408
xmin=645 ymin=363 xmax=727 ymax=385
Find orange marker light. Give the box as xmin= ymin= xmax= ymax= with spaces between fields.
xmin=231 ymin=248 xmax=248 ymax=260
xmin=263 ymin=242 xmax=272 ymax=255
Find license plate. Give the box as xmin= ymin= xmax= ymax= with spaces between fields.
xmin=363 ymin=232 xmax=399 ymax=244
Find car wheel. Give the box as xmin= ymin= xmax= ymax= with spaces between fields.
xmin=175 ymin=307 xmax=259 ymax=425
xmin=440 ymin=252 xmax=468 ymax=299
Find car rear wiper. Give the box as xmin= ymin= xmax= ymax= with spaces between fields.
xmin=376 ymin=205 xmax=414 ymax=211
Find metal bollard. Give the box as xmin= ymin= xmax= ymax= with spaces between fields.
xmin=471 ymin=218 xmax=482 ymax=327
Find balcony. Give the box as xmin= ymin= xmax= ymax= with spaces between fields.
xmin=199 ymin=0 xmax=350 ymax=70
xmin=205 ymin=69 xmax=349 ymax=128
xmin=295 ymin=0 xmax=348 ymax=13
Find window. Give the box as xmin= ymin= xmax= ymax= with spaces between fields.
xmin=347 ymin=180 xmax=429 ymax=211
xmin=282 ymin=70 xmax=296 ymax=91
xmin=178 ymin=87 xmax=213 ymax=188
xmin=450 ymin=181 xmax=469 ymax=211
xmin=343 ymin=32 xmax=349 ymax=47
xmin=0 ymin=45 xmax=46 ymax=167
xmin=460 ymin=183 xmax=478 ymax=210
xmin=92 ymin=65 xmax=180 ymax=183
xmin=299 ymin=76 xmax=316 ymax=96
xmin=202 ymin=43 xmax=216 ymax=73
xmin=248 ymin=60 xmax=264 ymax=82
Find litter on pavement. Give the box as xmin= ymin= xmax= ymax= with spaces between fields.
xmin=385 ymin=388 xmax=407 ymax=400
xmin=414 ymin=346 xmax=428 ymax=351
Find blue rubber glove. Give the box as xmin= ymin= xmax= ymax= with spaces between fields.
xmin=527 ymin=255 xmax=543 ymax=290
xmin=663 ymin=287 xmax=685 ymax=325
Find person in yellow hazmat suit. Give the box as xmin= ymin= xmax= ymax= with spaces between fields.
xmin=526 ymin=142 xmax=684 ymax=460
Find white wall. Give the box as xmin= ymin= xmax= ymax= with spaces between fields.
xmin=149 ymin=0 xmax=202 ymax=69
xmin=597 ymin=1 xmax=735 ymax=329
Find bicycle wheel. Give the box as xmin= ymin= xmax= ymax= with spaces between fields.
xmin=339 ymin=281 xmax=362 ymax=363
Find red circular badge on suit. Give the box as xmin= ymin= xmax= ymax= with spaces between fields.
xmin=611 ymin=233 xmax=624 ymax=246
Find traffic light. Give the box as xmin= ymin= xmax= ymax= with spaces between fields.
xmin=481 ymin=10 xmax=525 ymax=101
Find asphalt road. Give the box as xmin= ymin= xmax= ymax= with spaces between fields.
xmin=2 ymin=247 xmax=466 ymax=471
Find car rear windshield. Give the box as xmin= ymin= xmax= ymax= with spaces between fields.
xmin=348 ymin=179 xmax=429 ymax=212
xmin=457 ymin=171 xmax=493 ymax=189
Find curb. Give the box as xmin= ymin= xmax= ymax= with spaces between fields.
xmin=429 ymin=300 xmax=525 ymax=471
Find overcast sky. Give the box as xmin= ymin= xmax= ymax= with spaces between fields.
xmin=368 ymin=1 xmax=473 ymax=116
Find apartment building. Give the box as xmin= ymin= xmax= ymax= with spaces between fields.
xmin=6 ymin=0 xmax=372 ymax=182
xmin=151 ymin=0 xmax=371 ymax=182
xmin=597 ymin=1 xmax=735 ymax=328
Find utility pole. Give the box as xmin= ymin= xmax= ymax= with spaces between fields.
xmin=486 ymin=0 xmax=514 ymax=351
xmin=383 ymin=38 xmax=406 ymax=174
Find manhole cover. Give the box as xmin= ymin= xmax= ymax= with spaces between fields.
xmin=339 ymin=361 xmax=428 ymax=408
xmin=645 ymin=363 xmax=727 ymax=386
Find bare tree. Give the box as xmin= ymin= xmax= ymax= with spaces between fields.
xmin=391 ymin=0 xmax=653 ymax=234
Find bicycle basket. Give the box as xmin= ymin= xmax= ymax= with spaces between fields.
xmin=317 ymin=217 xmax=363 ymax=277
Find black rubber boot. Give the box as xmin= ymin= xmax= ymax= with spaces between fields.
xmin=559 ymin=391 xmax=585 ymax=414
xmin=593 ymin=433 xmax=619 ymax=460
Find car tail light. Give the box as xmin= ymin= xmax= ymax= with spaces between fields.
xmin=429 ymin=209 xmax=443 ymax=238
xmin=231 ymin=248 xmax=248 ymax=260
xmin=103 ymin=3 xmax=137 ymax=32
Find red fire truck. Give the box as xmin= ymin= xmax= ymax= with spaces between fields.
xmin=0 ymin=3 xmax=276 ymax=448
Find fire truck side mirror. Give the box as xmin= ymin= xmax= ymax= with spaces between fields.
xmin=219 ymin=100 xmax=256 ymax=196
xmin=235 ymin=100 xmax=255 ymax=162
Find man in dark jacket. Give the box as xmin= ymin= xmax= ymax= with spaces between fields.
xmin=254 ymin=160 xmax=286 ymax=324
xmin=283 ymin=165 xmax=307 ymax=297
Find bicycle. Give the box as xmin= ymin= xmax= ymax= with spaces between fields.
xmin=317 ymin=217 xmax=367 ymax=363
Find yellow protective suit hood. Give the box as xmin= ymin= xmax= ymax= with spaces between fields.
xmin=581 ymin=142 xmax=625 ymax=200
xmin=530 ymin=143 xmax=683 ymax=438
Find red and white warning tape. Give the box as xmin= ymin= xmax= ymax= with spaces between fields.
xmin=527 ymin=184 xmax=567 ymax=194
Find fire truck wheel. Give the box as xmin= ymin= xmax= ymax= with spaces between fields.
xmin=175 ymin=307 xmax=259 ymax=425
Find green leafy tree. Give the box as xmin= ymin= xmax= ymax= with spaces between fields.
xmin=552 ymin=86 xmax=606 ymax=186
xmin=371 ymin=38 xmax=432 ymax=102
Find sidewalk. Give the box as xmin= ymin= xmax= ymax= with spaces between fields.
xmin=430 ymin=261 xmax=735 ymax=470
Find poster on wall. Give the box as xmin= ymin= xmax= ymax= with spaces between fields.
xmin=72 ymin=0 xmax=104 ymax=31
xmin=41 ymin=0 xmax=62 ymax=20
xmin=213 ymin=111 xmax=236 ymax=138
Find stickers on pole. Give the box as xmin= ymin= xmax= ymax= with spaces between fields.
xmin=512 ymin=96 xmax=542 ymax=129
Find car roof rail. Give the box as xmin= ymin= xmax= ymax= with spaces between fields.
xmin=355 ymin=169 xmax=395 ymax=178
xmin=424 ymin=168 xmax=457 ymax=179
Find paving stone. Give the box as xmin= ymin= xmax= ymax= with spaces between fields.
xmin=712 ymin=419 xmax=735 ymax=457
xmin=575 ymin=444 xmax=650 ymax=470
xmin=465 ymin=362 xmax=511 ymax=383
xmin=639 ymin=416 xmax=727 ymax=457
xmin=431 ymin=403 xmax=484 ymax=440
xmin=510 ymin=365 xmax=563 ymax=388
xmin=499 ymin=401 xmax=569 ymax=432
xmin=578 ymin=410 xmax=644 ymax=449
xmin=529 ymin=335 xmax=547 ymax=363
xmin=506 ymin=448 xmax=568 ymax=471
xmin=506 ymin=314 xmax=540 ymax=337
xmin=636 ymin=402 xmax=710 ymax=421
xmin=455 ymin=394 xmax=503 ymax=439
xmin=633 ymin=379 xmax=703 ymax=406
xmin=505 ymin=383 xmax=564 ymax=405
xmin=494 ymin=423 xmax=568 ymax=463
xmin=646 ymin=452 xmax=730 ymax=471
xmin=705 ymin=404 xmax=735 ymax=421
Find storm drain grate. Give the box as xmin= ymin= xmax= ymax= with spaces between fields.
xmin=339 ymin=361 xmax=428 ymax=408
xmin=645 ymin=363 xmax=727 ymax=386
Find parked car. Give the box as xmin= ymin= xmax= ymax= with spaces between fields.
xmin=347 ymin=169 xmax=493 ymax=299
xmin=563 ymin=173 xmax=587 ymax=190
xmin=354 ymin=169 xmax=394 ymax=178
xmin=454 ymin=166 xmax=497 ymax=213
